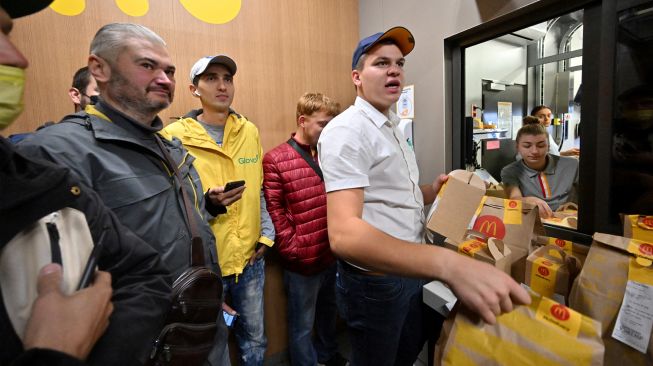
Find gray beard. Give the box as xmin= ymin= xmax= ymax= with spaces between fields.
xmin=107 ymin=70 xmax=169 ymax=121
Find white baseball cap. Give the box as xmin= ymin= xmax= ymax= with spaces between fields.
xmin=189 ymin=55 xmax=237 ymax=83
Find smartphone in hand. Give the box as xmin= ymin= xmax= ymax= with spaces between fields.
xmin=223 ymin=310 xmax=238 ymax=328
xmin=77 ymin=242 xmax=103 ymax=290
xmin=224 ymin=180 xmax=245 ymax=192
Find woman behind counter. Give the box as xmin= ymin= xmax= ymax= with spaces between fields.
xmin=531 ymin=105 xmax=580 ymax=157
xmin=501 ymin=124 xmax=579 ymax=218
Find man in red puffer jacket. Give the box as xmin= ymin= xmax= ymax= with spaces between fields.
xmin=263 ymin=93 xmax=347 ymax=366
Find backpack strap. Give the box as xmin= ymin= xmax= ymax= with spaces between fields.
xmin=287 ymin=138 xmax=323 ymax=181
xmin=153 ymin=135 xmax=205 ymax=268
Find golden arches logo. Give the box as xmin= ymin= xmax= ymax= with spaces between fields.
xmin=537 ymin=266 xmax=550 ymax=277
xmin=639 ymin=243 xmax=653 ymax=256
xmin=550 ymin=304 xmax=570 ymax=321
xmin=643 ymin=217 xmax=653 ymax=227
xmin=473 ymin=215 xmax=506 ymax=239
xmin=462 ymin=241 xmax=481 ymax=254
xmin=49 ymin=0 xmax=241 ymax=24
xmin=481 ymin=221 xmax=497 ymax=235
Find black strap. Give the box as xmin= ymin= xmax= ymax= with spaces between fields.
xmin=287 ymin=138 xmax=323 ymax=181
xmin=154 ymin=135 xmax=205 ymax=267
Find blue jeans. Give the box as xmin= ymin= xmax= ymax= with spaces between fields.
xmin=284 ymin=264 xmax=339 ymax=366
xmin=336 ymin=261 xmax=440 ymax=366
xmin=205 ymin=316 xmax=231 ymax=366
xmin=223 ymin=258 xmax=267 ymax=366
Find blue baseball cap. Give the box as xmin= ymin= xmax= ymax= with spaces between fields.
xmin=351 ymin=26 xmax=415 ymax=70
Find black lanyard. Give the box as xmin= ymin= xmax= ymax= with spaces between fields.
xmin=287 ymin=138 xmax=323 ymax=181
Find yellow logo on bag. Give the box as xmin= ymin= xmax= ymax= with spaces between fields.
xmin=628 ymin=215 xmax=653 ymax=242
xmin=503 ymin=199 xmax=522 ymax=225
xmin=640 ymin=216 xmax=653 ymax=230
xmin=549 ymin=237 xmax=573 ymax=253
xmin=458 ymin=239 xmax=487 ymax=257
xmin=551 ymin=304 xmax=570 ymax=321
xmin=627 ymin=239 xmax=653 ymax=265
xmin=535 ymin=297 xmax=582 ymax=337
xmin=628 ymin=258 xmax=653 ymax=286
xmin=530 ymin=257 xmax=559 ymax=297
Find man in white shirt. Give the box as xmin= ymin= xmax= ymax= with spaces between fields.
xmin=317 ymin=26 xmax=530 ymax=365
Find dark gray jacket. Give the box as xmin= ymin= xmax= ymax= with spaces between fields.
xmin=1 ymin=137 xmax=171 ymax=366
xmin=18 ymin=101 xmax=221 ymax=278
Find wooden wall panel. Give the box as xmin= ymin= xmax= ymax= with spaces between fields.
xmin=7 ymin=0 xmax=358 ymax=358
xmin=7 ymin=0 xmax=358 ymax=154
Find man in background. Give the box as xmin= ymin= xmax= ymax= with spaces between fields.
xmin=1 ymin=2 xmax=171 ymax=365
xmin=19 ymin=23 xmax=240 ymax=365
xmin=263 ymin=93 xmax=346 ymax=366
xmin=68 ymin=66 xmax=99 ymax=112
xmin=162 ymin=54 xmax=274 ymax=366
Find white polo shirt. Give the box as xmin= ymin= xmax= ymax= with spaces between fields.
xmin=317 ymin=97 xmax=425 ymax=243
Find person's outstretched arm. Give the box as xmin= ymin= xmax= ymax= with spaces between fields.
xmin=327 ymin=188 xmax=530 ymax=324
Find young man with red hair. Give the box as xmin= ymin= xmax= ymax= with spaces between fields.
xmin=263 ymin=93 xmax=346 ymax=366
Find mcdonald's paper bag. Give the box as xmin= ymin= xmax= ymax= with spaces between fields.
xmin=533 ymin=235 xmax=589 ymax=266
xmin=624 ymin=215 xmax=653 ymax=243
xmin=471 ymin=196 xmax=544 ymax=251
xmin=427 ymin=170 xmax=544 ymax=283
xmin=569 ymin=233 xmax=653 ymax=365
xmin=485 ymin=183 xmax=506 ymax=199
xmin=525 ymin=245 xmax=581 ymax=304
xmin=440 ymin=292 xmax=604 ymax=366
xmin=427 ymin=170 xmax=486 ymax=242
xmin=470 ymin=196 xmax=544 ymax=283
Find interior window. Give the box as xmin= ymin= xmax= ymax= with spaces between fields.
xmin=463 ymin=10 xmax=583 ymax=231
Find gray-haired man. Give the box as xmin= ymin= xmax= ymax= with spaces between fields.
xmin=19 ymin=23 xmax=240 ymax=365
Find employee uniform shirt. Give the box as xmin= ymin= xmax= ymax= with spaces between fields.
xmin=548 ymin=134 xmax=561 ymax=156
xmin=501 ymin=154 xmax=578 ymax=211
xmin=317 ymin=97 xmax=425 ymax=243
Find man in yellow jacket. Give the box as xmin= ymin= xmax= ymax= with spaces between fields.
xmin=161 ymin=55 xmax=275 ymax=366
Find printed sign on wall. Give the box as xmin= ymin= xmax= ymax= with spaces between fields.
xmin=397 ymin=84 xmax=414 ymax=119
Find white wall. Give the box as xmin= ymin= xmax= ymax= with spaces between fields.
xmin=359 ymin=0 xmax=538 ymax=184
xmin=465 ymin=39 xmax=527 ymax=117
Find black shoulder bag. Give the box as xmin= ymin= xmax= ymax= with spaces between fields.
xmin=287 ymin=138 xmax=323 ymax=181
xmin=147 ymin=136 xmax=223 ymax=366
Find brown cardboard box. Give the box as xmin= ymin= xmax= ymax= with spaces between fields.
xmin=427 ymin=170 xmax=544 ymax=283
xmin=443 ymin=237 xmax=511 ymax=274
xmin=525 ymin=245 xmax=580 ymax=303
xmin=569 ymin=233 xmax=653 ymax=365
xmin=623 ymin=215 xmax=653 ymax=242
xmin=428 ymin=170 xmax=486 ymax=243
